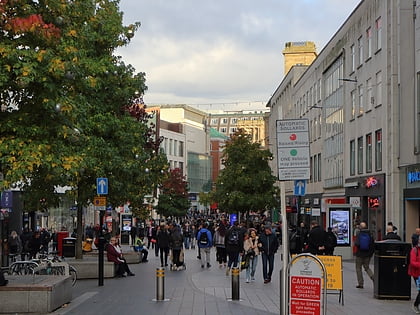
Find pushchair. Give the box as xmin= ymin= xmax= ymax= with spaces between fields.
xmin=170 ymin=248 xmax=186 ymax=271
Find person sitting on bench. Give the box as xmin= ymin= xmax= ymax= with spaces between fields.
xmin=106 ymin=237 xmax=135 ymax=277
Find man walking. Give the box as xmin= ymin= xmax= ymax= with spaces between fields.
xmin=196 ymin=222 xmax=213 ymax=268
xmin=354 ymin=221 xmax=374 ymax=288
xmin=258 ymin=224 xmax=279 ymax=284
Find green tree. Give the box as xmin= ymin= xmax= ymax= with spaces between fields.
xmin=155 ymin=168 xmax=190 ymax=219
xmin=212 ymin=129 xmax=278 ymax=218
xmin=0 ymin=0 xmax=168 ymax=257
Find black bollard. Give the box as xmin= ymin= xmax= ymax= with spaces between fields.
xmin=231 ymin=267 xmax=240 ymax=300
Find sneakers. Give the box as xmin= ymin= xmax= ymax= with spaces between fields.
xmin=127 ymin=272 xmax=135 ymax=276
xmin=201 ymin=265 xmax=204 ymax=268
xmin=356 ymin=285 xmax=363 ymax=289
xmin=412 ymin=305 xmax=420 ymax=314
xmin=207 ymin=263 xmax=211 ymax=268
xmin=245 ymin=279 xmax=250 ymax=283
xmin=226 ymin=267 xmax=230 ymax=276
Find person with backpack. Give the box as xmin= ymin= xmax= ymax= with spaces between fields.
xmin=408 ymin=237 xmax=420 ymax=313
xmin=224 ymin=221 xmax=243 ymax=276
xmin=354 ymin=221 xmax=374 ymax=289
xmin=196 ymin=222 xmax=212 ymax=268
xmin=325 ymin=227 xmax=337 ymax=255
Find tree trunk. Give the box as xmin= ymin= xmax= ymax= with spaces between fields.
xmin=75 ymin=203 xmax=83 ymax=259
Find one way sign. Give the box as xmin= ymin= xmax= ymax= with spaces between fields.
xmin=96 ymin=178 xmax=108 ymax=195
xmin=294 ymin=180 xmax=306 ymax=196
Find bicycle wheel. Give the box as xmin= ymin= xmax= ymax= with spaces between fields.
xmin=9 ymin=261 xmax=38 ymax=275
xmin=69 ymin=265 xmax=77 ymax=286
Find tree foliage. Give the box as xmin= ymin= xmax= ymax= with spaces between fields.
xmin=155 ymin=168 xmax=190 ymax=219
xmin=212 ymin=129 xmax=278 ymax=215
xmin=0 ymin=0 xmax=168 ymax=256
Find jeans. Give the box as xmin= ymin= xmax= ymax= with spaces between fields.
xmin=261 ymin=253 xmax=275 ymax=280
xmin=183 ymin=236 xmax=191 ymax=249
xmin=246 ymin=255 xmax=258 ymax=280
xmin=227 ymin=251 xmax=240 ymax=269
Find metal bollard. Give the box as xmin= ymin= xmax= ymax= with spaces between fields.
xmin=231 ymin=267 xmax=240 ymax=300
xmin=156 ymin=267 xmax=165 ymax=301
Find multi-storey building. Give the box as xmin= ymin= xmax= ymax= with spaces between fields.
xmin=267 ymin=0 xmax=419 ymax=259
xmin=158 ymin=105 xmax=212 ymax=212
xmin=209 ymin=111 xmax=269 ymax=147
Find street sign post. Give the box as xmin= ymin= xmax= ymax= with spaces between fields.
xmin=276 ymin=119 xmax=310 ymax=181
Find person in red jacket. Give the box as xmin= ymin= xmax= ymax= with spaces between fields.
xmin=408 ymin=239 xmax=420 ymax=313
xmin=106 ymin=237 xmax=135 ymax=277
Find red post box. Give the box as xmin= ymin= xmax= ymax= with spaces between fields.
xmin=57 ymin=231 xmax=69 ymax=256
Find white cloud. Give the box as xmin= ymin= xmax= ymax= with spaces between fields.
xmin=117 ymin=0 xmax=361 ymax=110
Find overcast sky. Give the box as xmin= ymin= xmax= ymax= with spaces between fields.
xmin=117 ymin=0 xmax=361 ymax=112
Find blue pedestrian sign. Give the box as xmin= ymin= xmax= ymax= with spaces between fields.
xmin=294 ymin=180 xmax=306 ymax=196
xmin=96 ymin=178 xmax=108 ymax=195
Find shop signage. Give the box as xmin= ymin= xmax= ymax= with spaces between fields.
xmin=408 ymin=170 xmax=420 ymax=184
xmin=365 ymin=176 xmax=378 ymax=188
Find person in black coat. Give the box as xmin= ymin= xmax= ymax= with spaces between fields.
xmin=306 ymin=220 xmax=327 ymax=255
xmin=258 ymin=224 xmax=279 ymax=283
xmin=383 ymin=225 xmax=401 ymax=240
xmin=157 ymin=224 xmax=170 ymax=267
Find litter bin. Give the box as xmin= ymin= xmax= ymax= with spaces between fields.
xmin=374 ymin=240 xmax=411 ymax=300
xmin=62 ymin=237 xmax=76 ymax=258
xmin=121 ymin=231 xmax=130 ymax=245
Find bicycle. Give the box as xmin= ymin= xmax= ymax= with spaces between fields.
xmin=8 ymin=261 xmax=39 ymax=275
xmin=34 ymin=252 xmax=77 ymax=286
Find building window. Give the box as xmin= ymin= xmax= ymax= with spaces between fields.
xmin=358 ymin=85 xmax=364 ymax=115
xmin=350 ymin=140 xmax=355 ymax=176
xmin=313 ymin=155 xmax=317 ymax=182
xmin=220 ymin=127 xmax=227 ymax=133
xmin=222 ymin=118 xmax=228 ymax=124
xmin=375 ymin=129 xmax=382 ymax=171
xmin=358 ymin=36 xmax=363 ymax=66
xmin=211 ymin=118 xmax=218 ymax=125
xmin=350 ymin=44 xmax=355 ymax=72
xmin=366 ymin=27 xmax=372 ymax=59
xmin=169 ymin=139 xmax=173 ymax=155
xmin=317 ymin=153 xmax=321 ymax=181
xmin=357 ymin=137 xmax=363 ymax=174
xmin=376 ymin=17 xmax=382 ymax=51
xmin=366 ymin=78 xmax=373 ymax=111
xmin=366 ymin=133 xmax=372 ymax=173
xmin=376 ymin=71 xmax=382 ymax=106
xmin=230 ymin=118 xmax=237 ymax=124
xmin=230 ymin=127 xmax=237 ymax=134
xmin=351 ymin=90 xmax=356 ymax=119
xmin=179 ymin=141 xmax=184 ymax=157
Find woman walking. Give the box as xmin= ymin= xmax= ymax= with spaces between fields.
xmin=243 ymin=228 xmax=259 ymax=283
xmin=214 ymin=223 xmax=227 ymax=268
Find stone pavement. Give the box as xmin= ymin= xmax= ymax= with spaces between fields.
xmin=49 ymin=245 xmax=418 ymax=315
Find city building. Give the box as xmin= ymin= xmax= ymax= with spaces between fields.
xmin=267 ymin=0 xmax=419 ymax=258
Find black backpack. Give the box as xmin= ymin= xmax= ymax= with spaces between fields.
xmin=199 ymin=231 xmax=208 ymax=245
xmin=228 ymin=229 xmax=239 ymax=245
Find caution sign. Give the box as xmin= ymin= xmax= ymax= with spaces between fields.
xmin=290 ymin=276 xmax=321 ymax=314
xmin=289 ymin=254 xmax=326 ymax=315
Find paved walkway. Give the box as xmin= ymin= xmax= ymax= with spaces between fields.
xmin=50 ymin=246 xmax=418 ymax=315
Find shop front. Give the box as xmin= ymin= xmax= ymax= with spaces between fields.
xmin=403 ymin=166 xmax=420 ymax=241
xmin=345 ymin=173 xmax=386 ymax=242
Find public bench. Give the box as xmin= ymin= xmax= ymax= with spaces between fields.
xmin=0 ymin=275 xmax=72 ymax=314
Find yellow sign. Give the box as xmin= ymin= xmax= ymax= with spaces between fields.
xmin=317 ymin=255 xmax=343 ymax=290
xmin=94 ymin=196 xmax=106 ymax=207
